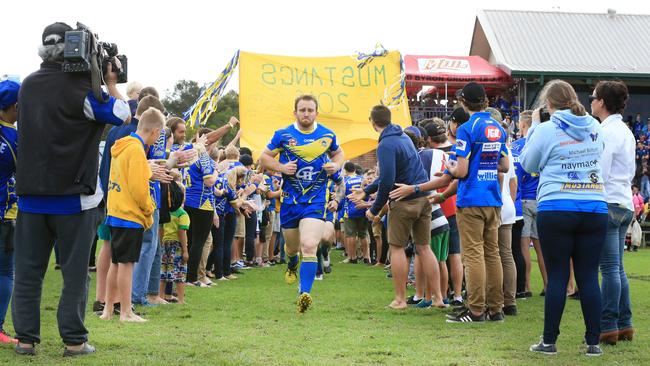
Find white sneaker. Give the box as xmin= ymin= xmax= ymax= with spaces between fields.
xmin=200 ymin=278 xmax=213 ymax=286
xmin=315 ymin=274 xmax=323 ymax=281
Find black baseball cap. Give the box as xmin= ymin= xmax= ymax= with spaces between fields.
xmin=42 ymin=22 xmax=72 ymax=45
xmin=446 ymin=108 xmax=470 ymax=125
xmin=239 ymin=154 xmax=254 ymax=167
xmin=459 ymin=82 xmax=486 ymax=103
xmin=425 ymin=123 xmax=447 ymax=138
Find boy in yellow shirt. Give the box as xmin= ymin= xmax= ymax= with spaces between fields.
xmin=100 ymin=108 xmax=165 ymax=322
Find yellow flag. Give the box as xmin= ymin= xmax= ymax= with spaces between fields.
xmin=239 ymin=51 xmax=412 ymax=160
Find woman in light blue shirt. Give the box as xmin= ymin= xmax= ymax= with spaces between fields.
xmin=521 ymin=80 xmax=607 ymax=357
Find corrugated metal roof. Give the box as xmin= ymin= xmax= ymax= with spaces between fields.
xmin=475 ymin=9 xmax=650 ymax=76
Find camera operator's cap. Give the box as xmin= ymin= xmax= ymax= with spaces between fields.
xmin=459 ymin=82 xmax=486 ymax=103
xmin=404 ymin=125 xmax=421 ymax=139
xmin=42 ymin=22 xmax=73 ymax=45
xmin=0 ymin=80 xmax=20 ymax=110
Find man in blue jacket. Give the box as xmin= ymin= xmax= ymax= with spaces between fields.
xmin=349 ymin=105 xmax=444 ymax=309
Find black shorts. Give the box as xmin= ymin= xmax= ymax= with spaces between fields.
xmin=109 ymin=226 xmax=144 ymax=264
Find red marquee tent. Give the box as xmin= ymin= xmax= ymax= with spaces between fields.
xmin=404 ymin=55 xmax=513 ymax=97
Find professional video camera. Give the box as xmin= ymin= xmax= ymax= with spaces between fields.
xmin=62 ymin=22 xmax=128 ymax=102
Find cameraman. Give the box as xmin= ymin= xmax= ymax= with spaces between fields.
xmin=12 ymin=22 xmax=131 ymax=357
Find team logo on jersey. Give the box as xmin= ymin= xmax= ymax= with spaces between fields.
xmin=295 ymin=166 xmax=319 ymax=181
xmin=485 ymin=126 xmax=502 ymax=142
xmin=456 ymin=139 xmax=467 ymax=151
xmin=588 ymin=171 xmax=599 ymax=183
xmin=567 ymin=172 xmax=580 ymax=181
xmin=288 ymin=138 xmax=297 ymax=147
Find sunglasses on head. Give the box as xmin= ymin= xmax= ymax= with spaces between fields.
xmin=588 ymin=95 xmax=599 ymax=102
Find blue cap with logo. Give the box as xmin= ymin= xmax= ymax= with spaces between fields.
xmin=0 ymin=80 xmax=20 ymax=110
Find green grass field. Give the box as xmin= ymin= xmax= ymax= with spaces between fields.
xmin=1 ymin=249 xmax=649 ymax=365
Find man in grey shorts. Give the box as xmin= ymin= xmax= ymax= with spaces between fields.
xmin=342 ymin=162 xmax=371 ymax=263
xmin=516 ymin=116 xmax=547 ymax=297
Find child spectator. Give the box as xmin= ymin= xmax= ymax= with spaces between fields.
xmin=101 ymin=108 xmax=165 ymax=322
xmin=632 ymin=185 xmax=644 ymax=219
xmin=160 ymin=171 xmax=189 ymax=304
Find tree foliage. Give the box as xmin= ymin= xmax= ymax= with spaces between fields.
xmin=162 ymin=80 xmax=239 ymax=145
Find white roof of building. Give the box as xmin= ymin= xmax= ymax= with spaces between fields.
xmin=471 ymin=9 xmax=650 ymax=77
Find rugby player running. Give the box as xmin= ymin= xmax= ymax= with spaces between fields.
xmin=260 ymin=95 xmax=344 ymax=313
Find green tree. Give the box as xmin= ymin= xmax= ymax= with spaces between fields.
xmin=162 ymin=80 xmax=239 ymax=146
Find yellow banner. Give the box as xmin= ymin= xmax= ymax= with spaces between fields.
xmin=239 ymin=51 xmax=412 ymax=160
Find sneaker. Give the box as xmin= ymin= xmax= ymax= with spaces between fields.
xmin=315 ymin=274 xmax=323 ymax=281
xmin=217 ymin=276 xmax=229 ymax=281
xmin=515 ymin=292 xmax=528 ymax=299
xmin=0 ymin=329 xmax=17 ymax=345
xmin=349 ymin=259 xmax=358 ymax=264
xmin=188 ymin=281 xmax=209 ymax=288
xmin=284 ymin=268 xmax=298 ymax=285
xmin=324 ymin=265 xmax=332 ymax=274
xmin=226 ymin=274 xmax=238 ymax=280
xmin=446 ymin=308 xmax=486 ymax=323
xmin=406 ymin=295 xmax=422 ymax=305
xmin=540 ymin=290 xmax=546 ymax=297
xmin=88 ymin=266 xmax=97 ymax=272
xmin=503 ymin=305 xmax=518 ymax=316
xmin=524 ymin=291 xmax=533 ymax=298
xmin=14 ymin=343 xmax=36 ymax=356
xmin=54 ymin=264 xmax=61 ymax=270
xmin=586 ymin=345 xmax=603 ymax=357
xmin=297 ymin=292 xmax=312 ymax=313
xmin=92 ymin=300 xmax=105 ymax=312
xmin=363 ymin=258 xmax=371 ymax=264
xmin=450 ymin=299 xmax=464 ymax=308
xmin=199 ymin=279 xmax=213 ymax=286
xmin=414 ymin=299 xmax=433 ymax=309
xmin=487 ymin=311 xmax=505 ymax=322
xmin=529 ymin=340 xmax=557 ymax=355
xmin=568 ymin=291 xmax=580 ymax=300
xmin=63 ymin=343 xmax=96 ymax=357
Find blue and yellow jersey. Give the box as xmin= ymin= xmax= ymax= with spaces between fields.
xmin=0 ymin=121 xmax=17 ymax=220
xmin=344 ymin=174 xmax=367 ymax=218
xmin=185 ymin=151 xmax=216 ymax=211
xmin=170 ymin=142 xmax=193 ymax=181
xmin=146 ymin=130 xmax=168 ymax=209
xmin=267 ymin=122 xmax=340 ymax=204
xmin=263 ymin=174 xmax=276 ymax=212
xmin=214 ymin=173 xmax=237 ymax=216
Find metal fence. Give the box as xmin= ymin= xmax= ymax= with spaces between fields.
xmin=409 ymin=107 xmax=454 ymax=123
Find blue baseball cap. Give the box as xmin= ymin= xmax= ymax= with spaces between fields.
xmin=404 ymin=125 xmax=421 ymax=139
xmin=0 ymin=80 xmax=20 ymax=110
